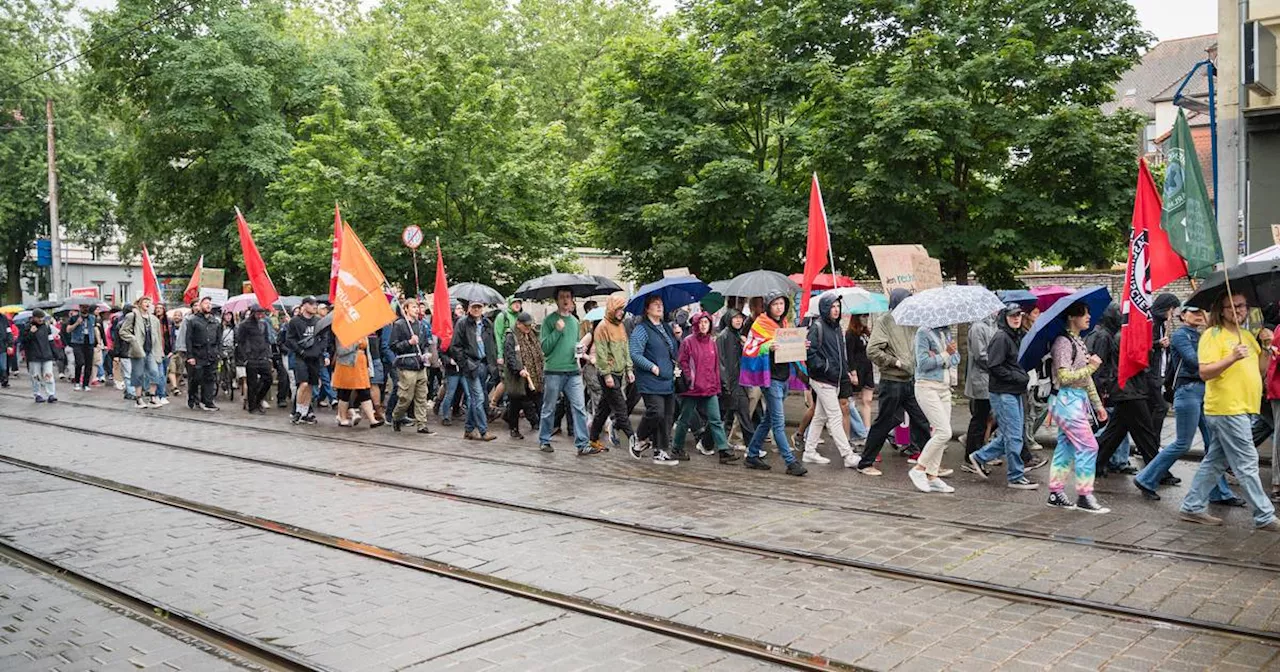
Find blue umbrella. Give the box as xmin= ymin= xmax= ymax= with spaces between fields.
xmin=584 ymin=306 xmax=605 ymax=322
xmin=997 ymin=289 xmax=1038 ymax=311
xmin=1017 ymin=285 xmax=1111 ymax=370
xmin=625 ymin=276 xmax=711 ymax=315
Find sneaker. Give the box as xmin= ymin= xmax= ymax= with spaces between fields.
xmin=967 ymin=454 xmax=990 ymax=480
xmin=843 ymin=456 xmax=860 ymax=469
xmin=72 ymin=384 xmax=81 ymax=391
xmin=34 ymin=396 xmax=45 ymax=403
xmin=905 ymin=451 xmax=922 ymax=465
xmin=1159 ymin=474 xmax=1182 ymax=486
xmin=744 ymin=456 xmax=771 ymax=471
xmin=578 ymin=446 xmax=605 ymax=456
xmin=511 ymin=429 xmax=525 ymax=440
xmin=476 ymin=432 xmax=496 ymax=441
xmin=441 ymin=417 xmax=453 ymax=427
xmin=653 ymin=450 xmax=679 ymax=466
xmin=417 ymin=426 xmax=437 ymax=435
xmin=135 ymin=397 xmax=148 ymax=409
xmin=1025 ymin=456 xmax=1049 ymax=471
xmin=718 ymin=451 xmax=741 ymax=464
xmin=1135 ymin=482 xmax=1161 ymax=501
xmin=1007 ymin=477 xmax=1039 ymax=490
xmin=928 ymin=478 xmax=955 ymax=494
xmin=785 ymin=462 xmax=808 ymax=477
xmin=671 ymin=448 xmax=691 ymax=462
xmin=123 ymin=392 xmax=136 ymax=401
xmin=291 ymin=412 xmax=302 ymax=425
xmin=730 ymin=443 xmax=747 ymax=453
xmin=1076 ymin=494 xmax=1110 ymax=514
xmin=46 ymin=396 xmax=57 ymax=403
xmin=1258 ymin=520 xmax=1280 ymax=532
xmin=629 ymin=436 xmax=648 ymax=460
xmin=908 ymin=468 xmax=930 ymax=493
xmin=156 ymin=398 xmax=170 ymax=406
xmin=200 ymin=403 xmax=218 ymax=412
xmin=856 ymin=466 xmax=882 ymax=476
xmin=1179 ymin=511 xmax=1223 ymax=526
xmin=540 ymin=444 xmax=555 ymax=453
xmin=114 ymin=381 xmax=125 ymax=391
xmin=464 ymin=430 xmax=479 ymax=440
xmin=146 ymin=397 xmax=163 ymax=408
xmin=937 ymin=468 xmax=953 ymax=477
xmin=802 ymin=451 xmax=831 ymax=465
xmin=302 ymin=414 xmax=317 ymax=425
xmin=696 ymin=443 xmax=716 ymax=456
xmin=1212 ymin=497 xmax=1247 ymax=508
xmin=1046 ymin=492 xmax=1076 ymax=509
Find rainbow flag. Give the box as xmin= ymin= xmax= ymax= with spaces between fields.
xmin=740 ymin=315 xmax=780 ymax=388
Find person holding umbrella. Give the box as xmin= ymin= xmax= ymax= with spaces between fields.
xmin=538 ymin=288 xmax=600 ymax=455
xmin=1179 ymin=292 xmax=1278 ymax=531
xmin=449 ymin=299 xmax=499 ymax=442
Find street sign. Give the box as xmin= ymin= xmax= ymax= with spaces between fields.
xmin=70 ymin=286 xmax=99 ymax=299
xmin=36 ymin=239 xmax=51 ymax=267
xmin=402 ymin=225 xmax=424 ymax=249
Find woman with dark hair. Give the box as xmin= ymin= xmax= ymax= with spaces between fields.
xmin=629 ymin=295 xmax=680 ymax=465
xmin=846 ymin=314 xmax=874 ymax=446
xmin=1046 ymin=301 xmax=1109 ymax=512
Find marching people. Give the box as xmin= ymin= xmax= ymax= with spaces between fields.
xmin=672 ymin=311 xmax=740 ymax=464
xmin=503 ymin=312 xmax=544 ymax=440
xmin=1179 ymin=292 xmax=1279 ymax=531
xmin=235 ymin=305 xmax=274 ymax=415
xmin=910 ymin=319 xmax=959 ymax=493
xmin=67 ymin=305 xmax=97 ymax=391
xmin=800 ymin=293 xmax=859 ymax=469
xmin=389 ymin=298 xmax=436 ymax=434
xmin=967 ymin=303 xmax=1038 ymax=489
xmin=1045 ymin=302 xmax=1109 ymax=512
xmin=119 ymin=296 xmax=166 ymax=409
xmin=588 ymin=296 xmax=635 ymax=451
xmin=283 ymin=297 xmax=324 ymax=423
xmin=538 ymin=289 xmax=599 ymax=455
xmin=855 ymin=289 xmax=929 ymax=475
xmin=1091 ymin=303 xmax=1161 ymax=471
xmin=845 ymin=314 xmax=874 ymax=446
xmin=630 ymin=295 xmax=680 ymax=465
xmin=0 ymin=308 xmax=11 ymax=389
xmin=741 ymin=291 xmax=806 ymax=476
xmin=333 ymin=335 xmax=382 ymax=428
xmin=964 ymin=313 xmax=995 ymax=459
xmin=21 ymin=309 xmax=57 ymax=403
xmin=450 ymin=299 xmax=499 ymax=442
xmin=717 ymin=309 xmax=755 ymax=451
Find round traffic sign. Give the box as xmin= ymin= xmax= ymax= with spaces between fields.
xmin=402 ymin=225 xmax=424 ymax=249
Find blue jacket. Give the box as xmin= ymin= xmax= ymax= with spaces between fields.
xmin=68 ymin=314 xmax=96 ymax=345
xmin=1169 ymin=325 xmax=1203 ymax=389
xmin=915 ymin=327 xmax=959 ymax=383
xmin=630 ymin=319 xmax=678 ymax=395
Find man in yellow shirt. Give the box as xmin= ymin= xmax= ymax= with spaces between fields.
xmin=1179 ymin=292 xmax=1279 ymax=530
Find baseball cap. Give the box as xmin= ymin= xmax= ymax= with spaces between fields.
xmin=1003 ymin=302 xmax=1024 ymax=316
xmin=517 ymin=312 xmax=533 ymax=325
xmin=301 ymin=296 xmax=317 ymax=306
xmin=1179 ymin=304 xmax=1202 ymax=314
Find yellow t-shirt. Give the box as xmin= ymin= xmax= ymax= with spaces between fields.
xmin=1199 ymin=327 xmax=1262 ymax=416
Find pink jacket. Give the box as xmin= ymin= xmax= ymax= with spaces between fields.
xmin=676 ymin=312 xmax=721 ymax=397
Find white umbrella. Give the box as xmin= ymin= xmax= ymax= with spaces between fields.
xmin=891 ymin=285 xmax=1003 ymax=328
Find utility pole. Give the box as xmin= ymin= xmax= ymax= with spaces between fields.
xmin=46 ymin=97 xmax=62 ymax=300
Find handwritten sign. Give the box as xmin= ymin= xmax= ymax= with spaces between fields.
xmin=772 ymin=327 xmax=807 ymax=364
xmin=869 ymin=244 xmax=943 ymax=293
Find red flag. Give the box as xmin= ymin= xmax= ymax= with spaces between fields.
xmin=1119 ymin=159 xmax=1188 ymax=388
xmin=140 ymin=245 xmax=162 ymax=303
xmin=431 ymin=240 xmax=453 ymax=351
xmin=329 ymin=203 xmax=342 ymax=300
xmin=800 ymin=173 xmax=831 ymax=316
xmin=234 ymin=207 xmax=280 ymax=310
xmin=183 ymin=255 xmax=204 ymax=305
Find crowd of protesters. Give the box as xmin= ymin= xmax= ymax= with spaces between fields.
xmin=6 ymin=281 xmax=1279 ymax=532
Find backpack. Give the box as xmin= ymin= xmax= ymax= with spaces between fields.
xmin=111 ymin=315 xmax=130 ymax=357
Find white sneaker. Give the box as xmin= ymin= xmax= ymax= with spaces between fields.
xmin=817 ymin=437 xmax=826 ymax=445
xmin=908 ymin=468 xmax=931 ymax=493
xmin=802 ymin=451 xmax=831 ymax=465
xmin=937 ymin=468 xmax=953 ymax=477
xmin=114 ymin=381 xmax=124 ymax=391
xmin=928 ymin=478 xmax=956 ymax=494
xmin=652 ymin=450 xmax=679 ymax=466
xmin=156 ymin=398 xmax=170 ymax=406
xmin=843 ymin=456 xmax=860 ymax=468
xmin=731 ymin=443 xmax=747 ymax=453
xmin=146 ymin=397 xmax=163 ymax=408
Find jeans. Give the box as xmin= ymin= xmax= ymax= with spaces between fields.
xmin=1272 ymin=400 xmax=1280 ymax=492
xmin=973 ymin=392 xmax=1026 ymax=482
xmin=849 ymin=402 xmax=867 ymax=440
xmin=1136 ymin=383 xmax=1235 ymax=500
xmin=1181 ymin=414 xmax=1276 ymax=527
xmin=674 ymin=395 xmax=728 ymax=453
xmin=120 ymin=358 xmax=135 ymax=396
xmin=130 ymin=357 xmax=160 ymax=395
xmin=859 ymin=379 xmax=930 ymax=466
xmin=0 ymin=350 xmax=7 ymax=385
xmin=318 ymin=365 xmax=335 ymax=403
xmin=462 ymin=372 xmax=489 ymax=434
xmin=156 ymin=358 xmax=167 ymax=398
xmin=747 ymin=379 xmax=797 ymax=465
xmin=539 ymin=372 xmax=589 ymax=451
xmin=28 ymin=360 xmax=55 ymax=398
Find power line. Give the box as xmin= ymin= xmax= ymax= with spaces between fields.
xmin=0 ymin=0 xmax=201 ymax=97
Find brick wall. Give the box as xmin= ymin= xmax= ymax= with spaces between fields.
xmin=853 ymin=271 xmax=1195 ymax=303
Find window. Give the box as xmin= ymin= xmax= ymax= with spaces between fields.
xmin=118 ymin=282 xmax=131 ymax=305
xmin=1145 ymin=122 xmax=1158 ymax=155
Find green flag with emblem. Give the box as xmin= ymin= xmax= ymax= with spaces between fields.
xmin=1160 ymin=109 xmax=1222 ymax=278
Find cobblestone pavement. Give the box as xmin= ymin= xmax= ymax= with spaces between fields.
xmin=0 ymin=418 xmax=1275 ymax=670
xmin=5 ymin=392 xmax=1275 ymax=563
xmin=0 ymin=555 xmax=255 ymax=671
xmin=0 ymin=466 xmax=786 ymax=672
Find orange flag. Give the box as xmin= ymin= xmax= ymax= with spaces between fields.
xmin=333 ymin=223 xmax=395 ymax=347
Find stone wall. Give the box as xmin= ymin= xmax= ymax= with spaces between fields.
xmin=853 ymin=270 xmax=1197 ymax=303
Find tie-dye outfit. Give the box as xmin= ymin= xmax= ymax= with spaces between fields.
xmin=1049 ymin=332 xmax=1105 ymax=496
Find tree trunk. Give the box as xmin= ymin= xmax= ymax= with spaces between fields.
xmin=4 ymin=250 xmax=23 ymax=303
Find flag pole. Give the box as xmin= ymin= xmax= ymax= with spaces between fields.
xmin=815 ymin=173 xmax=837 ymax=279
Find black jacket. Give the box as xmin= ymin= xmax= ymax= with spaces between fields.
xmin=389 ymin=317 xmax=429 ymax=370
xmin=20 ymin=321 xmax=54 ymax=362
xmin=283 ymin=315 xmax=326 ymax=359
xmin=186 ymin=313 xmax=222 ymax=365
xmin=234 ymin=316 xmax=272 ymax=365
xmin=717 ymin=309 xmax=745 ymax=393
xmin=986 ymin=309 xmax=1030 ymax=395
xmin=449 ymin=315 xmax=498 ymax=377
xmin=806 ymin=293 xmax=847 ymax=386
xmin=0 ymin=313 xmax=10 ymax=348
xmin=1087 ymin=303 xmax=1147 ymax=403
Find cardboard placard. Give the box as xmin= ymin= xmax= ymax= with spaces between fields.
xmin=869 ymin=244 xmax=943 ymax=293
xmin=201 ymin=268 xmax=225 ymax=289
xmin=772 ymin=327 xmax=807 ymax=363
xmin=662 ymin=267 xmax=692 ymax=278
xmin=199 ymin=287 xmax=229 ymax=306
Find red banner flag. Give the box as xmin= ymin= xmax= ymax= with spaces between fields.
xmin=333 ymin=223 xmax=395 ymax=347
xmin=183 ymin=255 xmax=204 ymax=305
xmin=432 ymin=239 xmax=453 ymax=351
xmin=1119 ymin=159 xmax=1188 ymax=389
xmin=800 ymin=173 xmax=831 ymax=316
xmin=329 ymin=203 xmax=342 ymax=301
xmin=234 ymin=207 xmax=280 ymax=310
xmin=140 ymin=245 xmax=162 ymax=303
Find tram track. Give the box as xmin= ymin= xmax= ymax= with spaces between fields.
xmin=4 ymin=396 xmax=1277 ymax=575
xmin=0 ymin=539 xmax=326 ymax=672
xmin=2 ymin=416 xmax=1279 ymax=648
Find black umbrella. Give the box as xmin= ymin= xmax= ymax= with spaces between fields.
xmin=718 ymin=270 xmax=800 ymax=298
xmin=591 ymin=275 xmax=624 ymax=295
xmin=26 ymin=299 xmax=61 ymax=310
xmin=449 ymin=282 xmax=504 ymax=305
xmin=54 ymin=298 xmax=98 ymax=314
xmin=1185 ymin=259 xmax=1280 ymax=310
xmin=514 ymin=273 xmax=607 ymax=300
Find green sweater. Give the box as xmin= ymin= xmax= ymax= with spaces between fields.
xmin=540 ymin=312 xmax=580 ymax=373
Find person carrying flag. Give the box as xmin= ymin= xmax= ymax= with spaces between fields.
xmin=740 ymin=291 xmax=807 ymax=476
xmin=389 ymin=298 xmax=436 ymax=435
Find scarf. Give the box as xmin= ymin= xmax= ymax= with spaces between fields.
xmin=514 ymin=326 xmax=544 ymax=390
